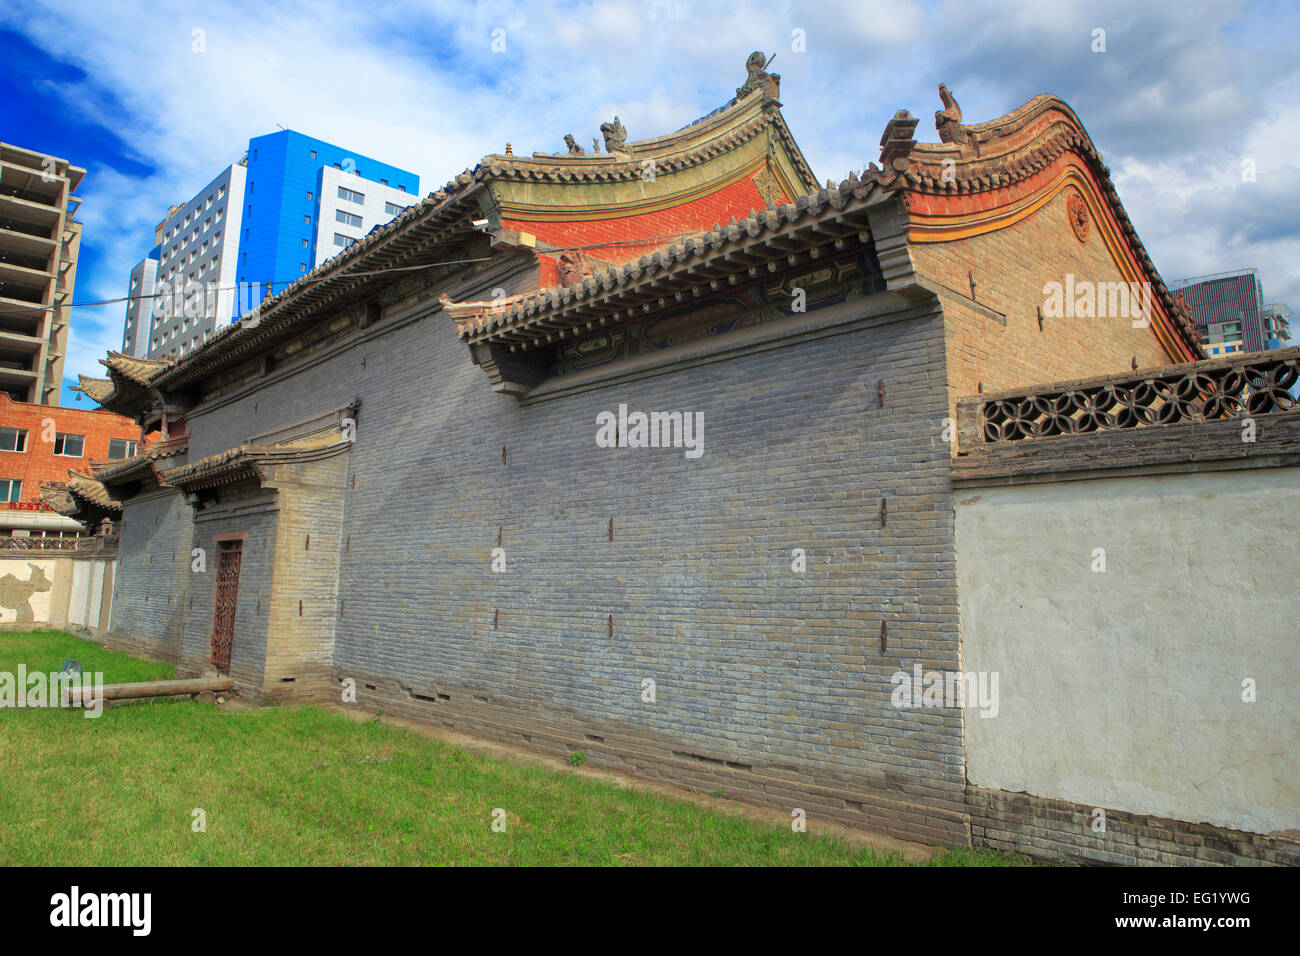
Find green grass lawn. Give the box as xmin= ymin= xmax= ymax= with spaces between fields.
xmin=0 ymin=630 xmax=1027 ymax=866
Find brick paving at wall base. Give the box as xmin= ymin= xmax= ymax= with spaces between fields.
xmin=967 ymin=786 xmax=1300 ymax=866
xmin=258 ymin=665 xmax=971 ymax=848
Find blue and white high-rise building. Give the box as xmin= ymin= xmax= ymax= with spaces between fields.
xmin=123 ymin=131 xmax=418 ymax=360
xmin=234 ymin=130 xmax=419 ymax=319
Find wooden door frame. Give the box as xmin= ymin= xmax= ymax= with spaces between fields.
xmin=209 ymin=532 xmax=248 ymax=675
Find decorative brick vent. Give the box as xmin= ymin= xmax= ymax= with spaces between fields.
xmin=0 ymin=534 xmax=118 ymax=555
xmin=958 ymin=347 xmax=1300 ymax=446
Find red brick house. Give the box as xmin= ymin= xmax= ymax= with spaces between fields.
xmin=0 ymin=392 xmax=141 ymax=538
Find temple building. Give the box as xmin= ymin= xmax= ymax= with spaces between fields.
xmin=66 ymin=57 xmax=1297 ymax=865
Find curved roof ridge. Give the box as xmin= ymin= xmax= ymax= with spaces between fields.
xmin=884 ymin=85 xmax=1202 ymax=358
xmin=73 ymin=374 xmax=116 ymax=404
xmin=450 ymin=165 xmax=882 ymax=342
xmin=63 ymin=471 xmax=122 ymax=511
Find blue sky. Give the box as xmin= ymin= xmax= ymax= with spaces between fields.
xmin=2 ymin=0 xmax=1297 ymax=405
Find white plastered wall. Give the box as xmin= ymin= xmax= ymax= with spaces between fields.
xmin=956 ymin=466 xmax=1300 ymax=835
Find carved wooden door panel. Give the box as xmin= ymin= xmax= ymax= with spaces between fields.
xmin=211 ymin=541 xmax=242 ymax=675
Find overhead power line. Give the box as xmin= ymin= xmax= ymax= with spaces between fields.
xmin=4 ymin=229 xmax=707 ymax=314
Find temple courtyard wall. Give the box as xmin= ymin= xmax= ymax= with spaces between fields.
xmin=94 ymin=280 xmax=1300 ymax=862
xmin=104 ymin=488 xmax=192 ymax=662
xmin=133 ymin=284 xmax=972 ymax=846
xmin=951 ymin=382 xmax=1300 ymax=865
xmin=0 ymin=552 xmax=115 ymax=636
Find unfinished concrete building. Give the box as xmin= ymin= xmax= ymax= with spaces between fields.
xmin=0 ymin=141 xmax=84 ymax=404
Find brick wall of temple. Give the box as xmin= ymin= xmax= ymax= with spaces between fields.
xmin=175 ymin=287 xmax=969 ymax=847
xmin=910 ymin=187 xmax=1183 ymax=427
xmin=104 ymin=487 xmax=193 ymax=662
xmin=261 ymin=455 xmax=350 ymax=693
xmin=180 ymin=497 xmax=279 ymax=685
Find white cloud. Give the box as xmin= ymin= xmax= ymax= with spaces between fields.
xmin=4 ymin=0 xmax=1298 ymax=383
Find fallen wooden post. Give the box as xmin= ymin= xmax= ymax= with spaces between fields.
xmin=65 ymin=677 xmax=234 ymax=706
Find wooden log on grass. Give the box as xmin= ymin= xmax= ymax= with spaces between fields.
xmin=65 ymin=677 xmax=234 ymax=705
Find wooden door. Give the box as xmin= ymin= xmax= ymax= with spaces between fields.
xmin=211 ymin=541 xmax=242 ymax=674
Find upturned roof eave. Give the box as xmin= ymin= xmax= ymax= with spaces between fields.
xmin=454 ymin=172 xmax=891 ymax=345
xmin=158 ymin=439 xmax=352 ymax=492
xmin=63 ymin=471 xmax=122 ymax=512
xmin=37 ymin=481 xmax=77 ymax=517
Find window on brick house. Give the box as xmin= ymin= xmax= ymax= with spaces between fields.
xmin=0 ymin=479 xmax=21 ymax=503
xmin=53 ymin=433 xmax=85 ymax=457
xmin=107 ymin=438 xmax=139 ymax=459
xmin=0 ymin=428 xmax=27 ymax=453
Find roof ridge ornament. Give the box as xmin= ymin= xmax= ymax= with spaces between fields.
xmin=935 ymin=83 xmax=976 ymax=152
xmin=601 ymin=116 xmax=631 ymax=157
xmin=878 ymin=110 xmax=919 ymax=175
xmin=737 ymin=51 xmax=780 ymax=100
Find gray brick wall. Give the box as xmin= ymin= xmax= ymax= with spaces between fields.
xmin=165 ymin=288 xmax=966 ymax=842
xmin=106 ymin=487 xmax=194 ymax=662
xmin=262 ymin=454 xmax=349 ymax=686
xmin=182 ymin=500 xmax=279 ymax=684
